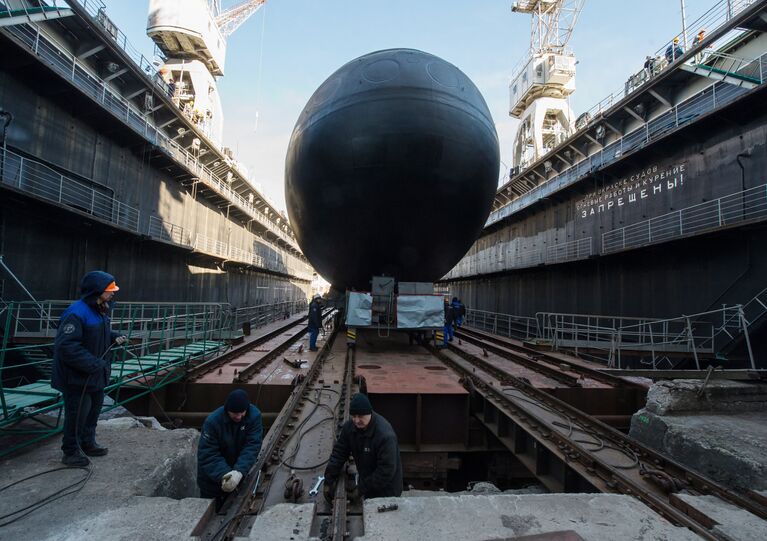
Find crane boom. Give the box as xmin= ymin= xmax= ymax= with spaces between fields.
xmin=215 ymin=0 xmax=266 ymax=38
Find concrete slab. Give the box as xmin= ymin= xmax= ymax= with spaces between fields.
xmin=644 ymin=379 xmax=767 ymax=415
xmin=630 ymin=410 xmax=767 ymax=492
xmin=241 ymin=503 xmax=315 ymax=540
xmin=354 ymin=494 xmax=700 ymax=541
xmin=675 ymin=494 xmax=767 ymax=541
xmin=0 ymin=417 xmax=206 ymax=540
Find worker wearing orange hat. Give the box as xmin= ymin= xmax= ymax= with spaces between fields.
xmin=52 ymin=271 xmax=127 ymax=466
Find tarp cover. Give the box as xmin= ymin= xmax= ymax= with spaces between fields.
xmin=397 ymin=295 xmax=444 ymax=329
xmin=346 ymin=292 xmax=373 ymax=326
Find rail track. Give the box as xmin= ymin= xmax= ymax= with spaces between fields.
xmin=438 ymin=333 xmax=767 ymax=540
xmin=187 ymin=322 xmax=764 ymax=540
xmin=191 ymin=312 xmax=364 ymax=540
xmin=456 ymin=326 xmax=635 ymax=389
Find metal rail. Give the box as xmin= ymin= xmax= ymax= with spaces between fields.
xmin=186 ymin=317 xmax=307 ymax=382
xmin=430 ymin=344 xmax=767 ymax=540
xmin=457 ymin=326 xmax=637 ymax=389
xmin=192 ymin=310 xmax=361 ymax=541
xmin=454 ymin=330 xmax=581 ymax=387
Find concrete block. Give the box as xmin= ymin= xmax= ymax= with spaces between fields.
xmin=356 ymin=494 xmax=698 ymax=541
xmin=245 ymin=503 xmax=315 ymax=540
xmin=38 ymin=496 xmax=210 ymax=541
xmin=645 ymin=379 xmax=767 ymax=415
xmin=98 ymin=417 xmax=144 ymax=430
xmin=675 ymin=494 xmax=767 ymax=541
xmin=630 ymin=410 xmax=767 ymax=491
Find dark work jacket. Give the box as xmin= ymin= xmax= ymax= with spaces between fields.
xmin=444 ymin=305 xmax=455 ymax=326
xmin=52 ymin=272 xmax=120 ymax=393
xmin=324 ymin=413 xmax=403 ymax=499
xmin=308 ymin=300 xmax=322 ymax=329
xmin=197 ymin=405 xmax=263 ymax=495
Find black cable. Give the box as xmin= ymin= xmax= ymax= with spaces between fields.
xmin=0 ymin=340 xmax=121 ymax=528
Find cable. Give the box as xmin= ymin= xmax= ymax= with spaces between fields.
xmin=0 ymin=340 xmax=122 ymax=528
xmin=277 ymin=388 xmax=339 ymax=471
xmin=501 ymin=387 xmax=641 ymax=470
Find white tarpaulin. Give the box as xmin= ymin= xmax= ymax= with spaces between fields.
xmin=396 ymin=295 xmax=444 ymax=329
xmin=345 ymin=292 xmax=373 ymax=326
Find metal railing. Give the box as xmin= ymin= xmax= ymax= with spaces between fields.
xmin=536 ymin=304 xmax=758 ymax=369
xmin=147 ymin=216 xmax=191 ymax=246
xmin=581 ymin=0 xmax=760 ymax=120
xmin=0 ymin=146 xmax=311 ymax=279
xmin=233 ymin=300 xmax=307 ymax=331
xmin=464 ymin=309 xmax=539 ymax=341
xmin=8 ymin=300 xmax=231 ymax=341
xmin=491 ymin=0 xmax=766 ymax=225
xmin=445 ymin=237 xmax=592 ymax=279
xmin=693 ymin=50 xmax=765 ymax=84
xmin=488 ymin=61 xmax=763 ymax=227
xmin=0 ymin=15 xmax=301 ymax=253
xmin=192 ymin=233 xmax=312 ymax=279
xmin=0 ymin=147 xmax=140 ymax=231
xmin=602 ymin=183 xmax=767 ymax=254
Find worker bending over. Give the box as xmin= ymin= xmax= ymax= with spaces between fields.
xmin=197 ymin=389 xmax=263 ymax=508
xmin=324 ymin=393 xmax=403 ymax=502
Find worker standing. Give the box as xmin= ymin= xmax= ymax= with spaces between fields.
xmin=451 ymin=297 xmax=464 ymax=328
xmin=443 ymin=299 xmax=455 ymax=345
xmin=52 ymin=271 xmax=126 ymax=466
xmin=323 ymin=393 xmax=403 ymax=502
xmin=665 ymin=37 xmax=684 ymax=63
xmin=307 ymin=293 xmax=322 ymax=351
xmin=197 ymin=389 xmax=263 ymax=509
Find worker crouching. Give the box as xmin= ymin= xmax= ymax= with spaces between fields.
xmin=323 ymin=393 xmax=403 ymax=502
xmin=197 ymin=389 xmax=263 ymax=509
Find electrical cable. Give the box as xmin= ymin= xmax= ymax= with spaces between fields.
xmin=501 ymin=387 xmax=641 ymax=470
xmin=0 ymin=339 xmax=124 ymax=528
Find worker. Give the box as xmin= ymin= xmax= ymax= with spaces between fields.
xmin=451 ymin=297 xmax=464 ymax=328
xmin=693 ymin=29 xmax=709 ymax=63
xmin=665 ymin=37 xmax=684 ymax=63
xmin=323 ymin=393 xmax=403 ymax=502
xmin=307 ymin=293 xmax=322 ymax=351
xmin=692 ymin=29 xmax=706 ymax=47
xmin=52 ymin=271 xmax=126 ymax=467
xmin=443 ymin=298 xmax=455 ymax=345
xmin=197 ymin=389 xmax=263 ymax=509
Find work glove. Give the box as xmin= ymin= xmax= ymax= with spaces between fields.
xmin=114 ymin=335 xmax=128 ymax=346
xmin=323 ymin=481 xmax=336 ymax=503
xmin=221 ymin=470 xmax=243 ymax=492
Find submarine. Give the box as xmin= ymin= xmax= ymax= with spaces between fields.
xmin=285 ymin=48 xmax=500 ymax=289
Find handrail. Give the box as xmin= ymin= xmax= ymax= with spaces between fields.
xmin=464 ymin=308 xmax=539 ymax=341
xmin=445 ymin=237 xmax=592 ymax=279
xmin=0 ymin=14 xmax=301 ymax=254
xmin=602 ymin=183 xmax=767 ymax=253
xmin=0 ymin=147 xmax=140 ymax=231
xmin=492 ymin=0 xmax=764 ymax=222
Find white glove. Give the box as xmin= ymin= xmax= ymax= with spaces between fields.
xmin=114 ymin=335 xmax=128 ymax=346
xmin=221 ymin=470 xmax=243 ymax=492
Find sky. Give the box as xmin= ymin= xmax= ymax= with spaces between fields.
xmin=102 ymin=0 xmax=718 ymax=212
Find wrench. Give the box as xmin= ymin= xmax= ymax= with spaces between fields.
xmin=309 ymin=475 xmax=325 ymax=496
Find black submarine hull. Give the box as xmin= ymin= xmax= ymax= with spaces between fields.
xmin=285 ymin=48 xmax=499 ymax=289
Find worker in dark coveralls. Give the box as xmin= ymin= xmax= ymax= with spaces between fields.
xmin=197 ymin=389 xmax=263 ymax=507
xmin=307 ymin=293 xmax=322 ymax=351
xmin=443 ymin=299 xmax=455 ymax=346
xmin=52 ymin=271 xmax=126 ymax=466
xmin=323 ymin=393 xmax=403 ymax=502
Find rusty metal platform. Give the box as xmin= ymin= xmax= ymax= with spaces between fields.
xmin=353 ymin=331 xmax=468 ymax=449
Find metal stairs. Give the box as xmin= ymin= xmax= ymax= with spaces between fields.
xmin=680 ymin=51 xmax=763 ymax=89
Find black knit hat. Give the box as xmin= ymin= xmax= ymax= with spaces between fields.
xmin=225 ymin=389 xmax=250 ymax=413
xmin=349 ymin=393 xmax=372 ymax=416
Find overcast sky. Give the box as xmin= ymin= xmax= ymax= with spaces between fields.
xmin=103 ymin=0 xmax=718 ymax=211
